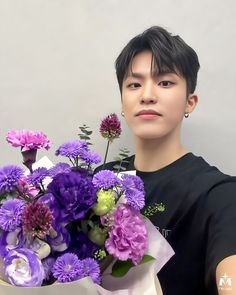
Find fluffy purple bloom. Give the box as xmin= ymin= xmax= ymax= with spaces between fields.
xmin=99 ymin=113 xmax=122 ymax=141
xmin=47 ymin=170 xmax=97 ymax=223
xmin=105 ymin=204 xmax=148 ymax=265
xmin=80 ymin=150 xmax=102 ymax=165
xmin=49 ymin=163 xmax=71 ymax=177
xmin=0 ymin=165 xmax=23 ymax=193
xmin=52 ymin=253 xmax=82 ymax=283
xmin=78 ymin=258 xmax=100 ymax=284
xmin=55 ymin=140 xmax=88 ymax=158
xmin=0 ymin=199 xmax=25 ymax=231
xmin=27 ymin=167 xmax=49 ymax=186
xmin=92 ymin=170 xmax=120 ymax=190
xmin=6 ymin=130 xmax=51 ymax=152
xmin=4 ymin=248 xmax=45 ymax=286
xmin=121 ymin=174 xmax=145 ymax=210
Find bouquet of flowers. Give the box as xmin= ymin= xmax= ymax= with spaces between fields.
xmin=0 ymin=114 xmax=174 ymax=295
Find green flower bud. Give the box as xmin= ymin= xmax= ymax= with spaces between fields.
xmin=93 ymin=189 xmax=116 ymax=216
xmin=89 ymin=226 xmax=107 ymax=246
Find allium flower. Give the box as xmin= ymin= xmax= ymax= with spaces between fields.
xmin=27 ymin=167 xmax=49 ymax=186
xmin=93 ymin=189 xmax=116 ymax=216
xmin=105 ymin=204 xmax=148 ymax=265
xmin=78 ymin=258 xmax=101 ymax=284
xmin=79 ymin=150 xmax=102 ymax=165
xmin=49 ymin=162 xmax=71 ymax=177
xmin=47 ymin=170 xmax=97 ymax=223
xmin=0 ymin=165 xmax=23 ymax=193
xmin=0 ymin=199 xmax=25 ymax=231
xmin=55 ymin=140 xmax=88 ymax=158
xmin=6 ymin=130 xmax=51 ymax=152
xmin=4 ymin=248 xmax=45 ymax=286
xmin=22 ymin=201 xmax=54 ymax=239
xmin=99 ymin=113 xmax=121 ymax=141
xmin=121 ymin=174 xmax=145 ymax=210
xmin=92 ymin=170 xmax=120 ymax=190
xmin=52 ymin=253 xmax=82 ymax=283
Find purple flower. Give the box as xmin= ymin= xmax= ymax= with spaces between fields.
xmin=49 ymin=163 xmax=71 ymax=177
xmin=100 ymin=113 xmax=122 ymax=141
xmin=27 ymin=167 xmax=49 ymax=186
xmin=92 ymin=170 xmax=120 ymax=190
xmin=121 ymin=174 xmax=145 ymax=210
xmin=42 ymin=257 xmax=56 ymax=281
xmin=0 ymin=165 xmax=23 ymax=193
xmin=47 ymin=170 xmax=97 ymax=223
xmin=78 ymin=258 xmax=100 ymax=284
xmin=52 ymin=253 xmax=82 ymax=283
xmin=16 ymin=176 xmax=39 ymax=198
xmin=55 ymin=140 xmax=88 ymax=158
xmin=105 ymin=204 xmax=148 ymax=265
xmin=38 ymin=193 xmax=61 ymax=220
xmin=0 ymin=199 xmax=25 ymax=231
xmin=47 ymin=223 xmax=71 ymax=252
xmin=4 ymin=248 xmax=45 ymax=286
xmin=0 ymin=228 xmax=25 ymax=257
xmin=6 ymin=130 xmax=51 ymax=152
xmin=80 ymin=150 xmax=102 ymax=165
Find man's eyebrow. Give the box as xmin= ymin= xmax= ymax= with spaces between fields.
xmin=125 ymin=72 xmax=145 ymax=79
xmin=125 ymin=71 xmax=177 ymax=79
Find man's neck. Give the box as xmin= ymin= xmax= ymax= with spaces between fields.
xmin=133 ymin=135 xmax=188 ymax=172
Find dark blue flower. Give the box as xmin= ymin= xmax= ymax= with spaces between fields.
xmin=0 ymin=165 xmax=23 ymax=193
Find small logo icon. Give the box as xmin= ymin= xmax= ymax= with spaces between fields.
xmin=218 ymin=273 xmax=232 ymax=291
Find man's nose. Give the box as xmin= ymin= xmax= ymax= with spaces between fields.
xmin=140 ymin=81 xmax=158 ymax=104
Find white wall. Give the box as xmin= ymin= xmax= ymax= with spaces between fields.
xmin=0 ymin=0 xmax=236 ymax=174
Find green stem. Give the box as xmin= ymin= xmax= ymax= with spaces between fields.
xmin=102 ymin=140 xmax=110 ymax=168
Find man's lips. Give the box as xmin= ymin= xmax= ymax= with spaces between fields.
xmin=136 ymin=109 xmax=162 ymax=117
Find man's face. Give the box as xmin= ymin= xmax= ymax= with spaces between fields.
xmin=121 ymin=50 xmax=194 ymax=141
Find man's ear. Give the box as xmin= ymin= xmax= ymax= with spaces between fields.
xmin=185 ymin=94 xmax=198 ymax=114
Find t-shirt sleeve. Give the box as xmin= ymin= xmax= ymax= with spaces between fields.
xmin=204 ymin=180 xmax=236 ymax=291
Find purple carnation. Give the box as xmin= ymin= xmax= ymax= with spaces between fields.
xmin=55 ymin=140 xmax=88 ymax=158
xmin=27 ymin=167 xmax=49 ymax=186
xmin=0 ymin=165 xmax=23 ymax=193
xmin=92 ymin=170 xmax=120 ymax=190
xmin=0 ymin=199 xmax=25 ymax=231
xmin=105 ymin=204 xmax=148 ymax=265
xmin=78 ymin=258 xmax=100 ymax=284
xmin=6 ymin=130 xmax=51 ymax=152
xmin=49 ymin=163 xmax=71 ymax=177
xmin=121 ymin=174 xmax=145 ymax=210
xmin=52 ymin=253 xmax=82 ymax=283
xmin=47 ymin=170 xmax=97 ymax=223
xmin=80 ymin=150 xmax=102 ymax=165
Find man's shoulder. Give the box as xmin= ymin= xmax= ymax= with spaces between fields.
xmin=94 ymin=155 xmax=134 ymax=173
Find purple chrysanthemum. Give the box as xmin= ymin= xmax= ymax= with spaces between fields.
xmin=92 ymin=170 xmax=120 ymax=190
xmin=121 ymin=174 xmax=145 ymax=210
xmin=6 ymin=130 xmax=51 ymax=152
xmin=80 ymin=150 xmax=102 ymax=165
xmin=0 ymin=199 xmax=25 ymax=231
xmin=49 ymin=163 xmax=71 ymax=177
xmin=27 ymin=167 xmax=49 ymax=186
xmin=78 ymin=258 xmax=101 ymax=284
xmin=22 ymin=201 xmax=54 ymax=239
xmin=99 ymin=113 xmax=121 ymax=141
xmin=0 ymin=165 xmax=23 ymax=193
xmin=52 ymin=253 xmax=82 ymax=283
xmin=55 ymin=140 xmax=88 ymax=158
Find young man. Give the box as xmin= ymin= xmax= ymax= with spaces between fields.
xmin=102 ymin=26 xmax=236 ymax=294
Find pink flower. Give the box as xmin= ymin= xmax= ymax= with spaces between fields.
xmin=105 ymin=204 xmax=148 ymax=265
xmin=6 ymin=130 xmax=51 ymax=152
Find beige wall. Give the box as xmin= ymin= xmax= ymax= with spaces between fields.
xmin=0 ymin=0 xmax=236 ymax=174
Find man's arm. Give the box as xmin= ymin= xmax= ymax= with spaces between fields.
xmin=216 ymin=255 xmax=236 ymax=295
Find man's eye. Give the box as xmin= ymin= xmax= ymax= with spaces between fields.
xmin=159 ymin=81 xmax=174 ymax=87
xmin=127 ymin=83 xmax=141 ymax=89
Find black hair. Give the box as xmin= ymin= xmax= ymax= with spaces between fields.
xmin=115 ymin=26 xmax=200 ymax=95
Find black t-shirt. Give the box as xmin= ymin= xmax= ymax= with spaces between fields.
xmin=99 ymin=153 xmax=236 ymax=295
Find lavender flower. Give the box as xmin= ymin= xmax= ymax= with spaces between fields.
xmin=4 ymin=248 xmax=45 ymax=286
xmin=78 ymin=258 xmax=101 ymax=284
xmin=49 ymin=162 xmax=71 ymax=177
xmin=6 ymin=130 xmax=51 ymax=152
xmin=105 ymin=204 xmax=148 ymax=265
xmin=55 ymin=140 xmax=88 ymax=158
xmin=27 ymin=167 xmax=49 ymax=186
xmin=92 ymin=170 xmax=120 ymax=190
xmin=47 ymin=170 xmax=97 ymax=223
xmin=121 ymin=174 xmax=145 ymax=210
xmin=99 ymin=113 xmax=121 ymax=141
xmin=52 ymin=253 xmax=82 ymax=283
xmin=79 ymin=150 xmax=102 ymax=166
xmin=0 ymin=199 xmax=25 ymax=231
xmin=0 ymin=165 xmax=23 ymax=193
